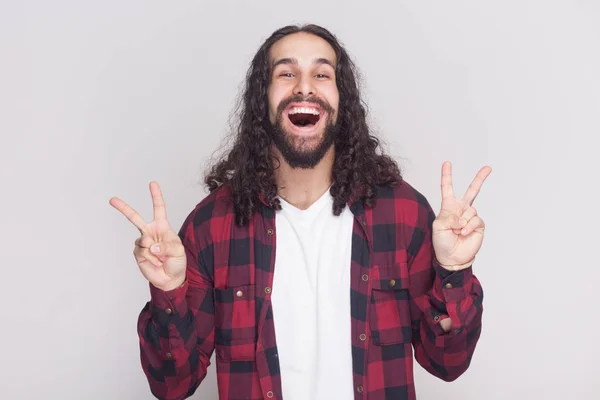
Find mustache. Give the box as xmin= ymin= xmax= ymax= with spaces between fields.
xmin=276 ymin=94 xmax=334 ymax=116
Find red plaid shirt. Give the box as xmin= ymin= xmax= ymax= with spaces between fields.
xmin=138 ymin=180 xmax=483 ymax=400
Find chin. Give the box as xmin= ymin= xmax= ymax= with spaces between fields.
xmin=277 ymin=133 xmax=334 ymax=169
xmin=270 ymin=101 xmax=339 ymax=169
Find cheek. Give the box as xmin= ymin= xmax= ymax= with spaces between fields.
xmin=323 ymin=85 xmax=340 ymax=108
xmin=267 ymin=93 xmax=277 ymax=123
xmin=327 ymin=90 xmax=340 ymax=121
xmin=332 ymin=91 xmax=340 ymax=110
xmin=267 ymin=87 xmax=283 ymax=123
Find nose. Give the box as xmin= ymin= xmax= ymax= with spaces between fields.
xmin=293 ymin=74 xmax=316 ymax=97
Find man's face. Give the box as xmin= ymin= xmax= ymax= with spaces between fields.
xmin=267 ymin=32 xmax=340 ymax=169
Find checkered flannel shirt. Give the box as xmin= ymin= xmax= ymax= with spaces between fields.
xmin=138 ymin=180 xmax=483 ymax=399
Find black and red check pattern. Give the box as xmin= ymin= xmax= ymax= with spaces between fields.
xmin=137 ymin=180 xmax=483 ymax=399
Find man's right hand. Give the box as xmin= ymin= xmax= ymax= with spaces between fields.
xmin=110 ymin=182 xmax=187 ymax=292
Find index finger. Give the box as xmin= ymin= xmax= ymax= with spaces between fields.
xmin=440 ymin=161 xmax=455 ymax=200
xmin=463 ymin=166 xmax=492 ymax=205
xmin=109 ymin=197 xmax=148 ymax=233
xmin=150 ymin=181 xmax=167 ymax=221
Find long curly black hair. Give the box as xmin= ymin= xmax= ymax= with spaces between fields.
xmin=205 ymin=24 xmax=403 ymax=226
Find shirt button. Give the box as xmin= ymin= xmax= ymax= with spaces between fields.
xmin=357 ymin=385 xmax=364 ymax=393
xmin=433 ymin=315 xmax=441 ymax=322
xmin=265 ymin=287 xmax=271 ymax=294
xmin=361 ymin=274 xmax=369 ymax=281
xmin=165 ymin=308 xmax=172 ymax=315
xmin=266 ymin=391 xmax=274 ymax=398
xmin=267 ymin=228 xmax=274 ymax=235
xmin=236 ymin=290 xmax=243 ymax=298
xmin=359 ymin=333 xmax=367 ymax=341
xmin=445 ymin=283 xmax=453 ymax=289
xmin=389 ymin=279 xmax=396 ymax=287
xmin=165 ymin=352 xmax=173 ymax=359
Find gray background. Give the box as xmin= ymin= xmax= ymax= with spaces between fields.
xmin=1 ymin=0 xmax=599 ymax=399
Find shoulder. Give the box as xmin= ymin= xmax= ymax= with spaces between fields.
xmin=179 ymin=184 xmax=235 ymax=232
xmin=373 ymin=180 xmax=437 ymax=227
xmin=375 ymin=180 xmax=432 ymax=208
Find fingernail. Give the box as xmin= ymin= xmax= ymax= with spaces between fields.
xmin=460 ymin=218 xmax=467 ymax=226
xmin=461 ymin=228 xmax=468 ymax=235
xmin=151 ymin=245 xmax=160 ymax=253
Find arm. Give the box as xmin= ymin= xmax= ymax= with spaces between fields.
xmin=137 ymin=209 xmax=215 ymax=400
xmin=408 ymin=202 xmax=483 ymax=382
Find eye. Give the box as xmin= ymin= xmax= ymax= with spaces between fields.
xmin=279 ymin=72 xmax=294 ymax=78
xmin=315 ymin=74 xmax=329 ymax=79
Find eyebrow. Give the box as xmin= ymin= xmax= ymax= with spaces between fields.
xmin=272 ymin=57 xmax=336 ymax=70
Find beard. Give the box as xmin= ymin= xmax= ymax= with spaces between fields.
xmin=268 ymin=95 xmax=340 ymax=169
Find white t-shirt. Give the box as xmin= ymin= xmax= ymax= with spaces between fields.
xmin=271 ymin=189 xmax=355 ymax=400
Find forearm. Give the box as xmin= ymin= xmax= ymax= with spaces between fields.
xmin=432 ymin=259 xmax=482 ymax=330
xmin=412 ymin=263 xmax=483 ymax=381
xmin=137 ymin=282 xmax=209 ymax=400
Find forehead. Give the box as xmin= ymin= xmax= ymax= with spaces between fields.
xmin=268 ymin=32 xmax=337 ymax=66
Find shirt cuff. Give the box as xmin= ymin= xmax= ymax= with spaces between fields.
xmin=432 ymin=259 xmax=474 ymax=303
xmin=149 ymin=280 xmax=189 ymax=320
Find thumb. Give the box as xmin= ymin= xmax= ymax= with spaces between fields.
xmin=436 ymin=214 xmax=467 ymax=231
xmin=150 ymin=241 xmax=184 ymax=258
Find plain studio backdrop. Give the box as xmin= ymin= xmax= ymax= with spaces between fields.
xmin=1 ymin=1 xmax=599 ymax=399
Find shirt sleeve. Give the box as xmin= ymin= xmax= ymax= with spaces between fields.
xmin=407 ymin=200 xmax=484 ymax=382
xmin=137 ymin=206 xmax=215 ymax=400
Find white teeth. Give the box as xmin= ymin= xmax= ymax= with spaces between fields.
xmin=288 ymin=107 xmax=320 ymax=115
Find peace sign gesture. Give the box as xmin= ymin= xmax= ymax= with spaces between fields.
xmin=432 ymin=162 xmax=492 ymax=270
xmin=109 ymin=182 xmax=187 ymax=291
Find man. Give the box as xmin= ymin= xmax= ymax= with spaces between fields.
xmin=110 ymin=24 xmax=491 ymax=400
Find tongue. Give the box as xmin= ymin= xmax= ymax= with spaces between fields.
xmin=289 ymin=113 xmax=318 ymax=127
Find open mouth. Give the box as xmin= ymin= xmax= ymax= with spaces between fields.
xmin=287 ymin=106 xmax=321 ymax=128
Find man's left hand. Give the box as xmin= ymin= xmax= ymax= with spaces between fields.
xmin=432 ymin=161 xmax=492 ymax=271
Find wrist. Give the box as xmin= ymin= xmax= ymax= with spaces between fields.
xmin=435 ymin=255 xmax=475 ymax=271
xmin=155 ymin=276 xmax=186 ymax=292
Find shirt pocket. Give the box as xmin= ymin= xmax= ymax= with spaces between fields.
xmin=369 ymin=263 xmax=413 ymax=346
xmin=214 ymin=284 xmax=257 ymax=361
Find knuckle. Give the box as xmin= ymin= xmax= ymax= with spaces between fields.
xmin=471 ymin=217 xmax=483 ymax=227
xmin=174 ymin=244 xmax=185 ymax=255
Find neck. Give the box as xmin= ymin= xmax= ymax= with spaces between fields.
xmin=273 ymin=145 xmax=334 ymax=210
